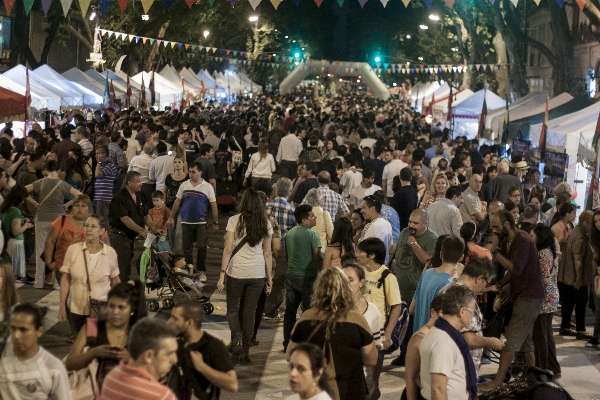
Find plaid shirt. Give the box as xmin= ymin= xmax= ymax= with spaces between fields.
xmin=460 ymin=293 xmax=484 ymax=374
xmin=302 ymin=186 xmax=349 ymax=221
xmin=108 ymin=142 xmax=127 ymax=167
xmin=266 ymin=197 xmax=296 ymax=245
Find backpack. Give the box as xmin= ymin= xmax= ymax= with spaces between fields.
xmin=378 ymin=268 xmax=409 ymax=353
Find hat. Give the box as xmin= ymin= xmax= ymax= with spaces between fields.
xmin=72 ymin=126 xmax=86 ymax=135
xmin=515 ymin=160 xmax=529 ymax=170
xmin=523 ymin=203 xmax=540 ymax=219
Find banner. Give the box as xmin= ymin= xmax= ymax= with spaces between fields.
xmin=542 ymin=151 xmax=568 ymax=198
xmin=511 ymin=139 xmax=534 ymax=167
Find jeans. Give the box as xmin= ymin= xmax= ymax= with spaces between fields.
xmin=532 ymin=312 xmax=561 ymax=375
xmin=558 ymin=281 xmax=589 ymax=331
xmin=283 ymin=274 xmax=316 ymax=348
xmin=239 ymin=290 xmax=267 ymax=340
xmin=109 ymin=230 xmax=135 ymax=280
xmin=279 ymin=160 xmax=297 ymax=180
xmin=181 ymin=223 xmax=207 ymax=272
xmin=34 ymin=220 xmax=52 ymax=288
xmin=93 ymin=200 xmax=111 ymax=224
xmin=264 ymin=246 xmax=286 ymax=317
xmin=225 ymin=275 xmax=265 ymax=353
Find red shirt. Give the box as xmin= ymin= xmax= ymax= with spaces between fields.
xmin=100 ymin=362 xmax=177 ymax=400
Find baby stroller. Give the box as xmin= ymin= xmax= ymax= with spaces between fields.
xmin=144 ymin=249 xmax=215 ymax=315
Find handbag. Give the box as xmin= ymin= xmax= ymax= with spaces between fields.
xmin=245 ymin=156 xmax=263 ymax=187
xmin=67 ymin=318 xmax=100 ymax=400
xmin=83 ymin=247 xmax=107 ymax=320
xmin=40 ymin=215 xmax=67 ymax=268
xmin=378 ymin=269 xmax=409 ymax=354
xmin=307 ymin=321 xmax=340 ymax=400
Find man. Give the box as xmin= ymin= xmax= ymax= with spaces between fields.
xmin=390 ymin=208 xmax=438 ymax=366
xmin=359 ymin=195 xmax=393 ymax=264
xmin=128 ymin=142 xmax=156 ymax=205
xmin=123 ymin=126 xmax=141 ymax=163
xmin=364 ymin=146 xmax=387 ymax=186
xmin=276 ymin=123 xmax=304 ymax=179
xmin=17 ymin=149 xmax=45 ymax=188
xmin=74 ymin=126 xmax=93 ymax=157
xmin=167 ymin=301 xmax=238 ymax=399
xmin=110 ymin=171 xmax=158 ymax=280
xmin=310 ymin=150 xmax=337 ymax=184
xmin=283 ymin=205 xmax=322 ymax=351
xmin=168 ymin=161 xmax=218 ymax=282
xmin=479 ymin=209 xmax=544 ymax=391
xmin=411 ymin=148 xmax=431 ymax=183
xmin=197 ymin=143 xmax=218 ymax=194
xmin=382 ymin=150 xmax=407 ymax=202
xmin=349 ymin=169 xmax=381 ymax=212
xmin=453 ymin=257 xmax=504 ymax=374
xmin=522 ymin=169 xmax=541 ymax=201
xmin=489 ymin=160 xmax=522 ymax=204
xmin=545 ymin=182 xmax=572 ymax=221
xmin=293 ymin=161 xmax=319 ymax=207
xmin=411 ymin=236 xmax=464 ymax=333
xmin=411 ymin=162 xmax=430 ymax=192
xmin=425 ymin=137 xmax=447 ymax=161
xmin=0 ymin=303 xmax=70 ymax=399
xmin=469 ymin=139 xmax=484 ymax=165
xmin=94 ymin=145 xmax=118 ymax=222
xmin=52 ymin=125 xmax=81 ymax=170
xmin=460 ymin=173 xmax=487 ymax=224
xmin=419 ymin=284 xmax=478 ymax=400
xmin=373 ymin=190 xmax=400 ymax=248
xmin=183 ymin=130 xmax=200 ymax=165
xmin=14 ymin=135 xmax=37 ymax=163
xmin=265 ymin=178 xmax=297 ymax=318
xmin=390 ymin=167 xmax=419 ymax=229
xmin=101 ymin=318 xmax=179 ymax=400
xmin=108 ymin=131 xmax=127 ymax=169
xmin=558 ymin=210 xmax=595 ymax=340
xmin=149 ymin=141 xmax=175 ymax=192
xmin=302 ymin=171 xmax=349 ymax=221
xmin=426 ymin=186 xmax=463 ymax=237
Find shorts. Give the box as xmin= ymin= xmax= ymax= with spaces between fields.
xmin=504 ymin=296 xmax=543 ymax=353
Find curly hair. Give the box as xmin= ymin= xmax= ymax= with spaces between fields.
xmin=310 ymin=267 xmax=355 ymax=340
xmin=236 ymin=187 xmax=270 ymax=247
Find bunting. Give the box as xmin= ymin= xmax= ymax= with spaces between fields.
xmin=2 ymin=0 xmax=15 ymax=15
xmin=270 ymin=0 xmax=282 ymax=7
xmin=23 ymin=0 xmax=34 ymax=15
xmin=60 ymin=0 xmax=73 ymax=14
xmin=78 ymin=0 xmax=91 ymax=15
xmin=140 ymin=0 xmax=154 ymax=12
xmin=42 ymin=0 xmax=52 ymax=14
xmin=249 ymin=0 xmax=261 ymax=8
xmin=586 ymin=113 xmax=600 ymax=211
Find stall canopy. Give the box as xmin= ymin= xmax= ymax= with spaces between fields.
xmin=159 ymin=66 xmax=199 ymax=96
xmin=0 ymin=86 xmax=26 ymax=122
xmin=4 ymin=65 xmax=74 ymax=109
xmin=180 ymin=68 xmax=210 ymax=89
xmin=451 ymin=89 xmax=505 ymax=119
xmin=487 ymin=93 xmax=546 ymax=133
xmin=423 ymin=82 xmax=449 ymax=107
xmin=506 ymin=96 xmax=592 ymax=140
xmin=35 ymin=65 xmax=103 ymax=107
xmin=410 ymin=81 xmax=440 ymax=109
xmin=131 ymin=71 xmax=181 ymax=109
xmin=0 ymin=75 xmax=52 ymax=111
xmin=433 ymin=89 xmax=475 ymax=114
xmin=62 ymin=67 xmax=125 ymax=102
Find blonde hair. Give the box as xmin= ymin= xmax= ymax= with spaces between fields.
xmin=432 ymin=174 xmax=450 ymax=198
xmin=310 ymin=267 xmax=355 ymax=340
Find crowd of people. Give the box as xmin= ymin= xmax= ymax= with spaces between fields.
xmin=0 ymin=91 xmax=598 ymax=400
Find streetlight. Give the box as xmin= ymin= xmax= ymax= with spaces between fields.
xmin=248 ymin=15 xmax=258 ymax=22
xmin=374 ymin=56 xmax=381 ymax=63
xmin=203 ymin=30 xmax=209 ymax=39
xmin=406 ymin=34 xmax=411 ymax=39
xmin=429 ymin=14 xmax=440 ymax=21
xmin=89 ymin=11 xmax=96 ymax=20
xmin=419 ymin=24 xmax=428 ymax=30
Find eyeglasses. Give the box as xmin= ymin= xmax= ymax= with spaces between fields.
xmin=463 ymin=307 xmax=475 ymax=315
xmin=482 ymin=276 xmax=495 ymax=288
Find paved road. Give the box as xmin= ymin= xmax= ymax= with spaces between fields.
xmin=15 ymin=209 xmax=600 ymax=399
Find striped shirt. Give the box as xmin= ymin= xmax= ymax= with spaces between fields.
xmin=266 ymin=197 xmax=296 ymax=245
xmin=100 ymin=362 xmax=177 ymax=400
xmin=94 ymin=160 xmax=118 ymax=201
xmin=108 ymin=142 xmax=126 ymax=167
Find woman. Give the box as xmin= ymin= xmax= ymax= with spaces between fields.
xmin=550 ymin=202 xmax=576 ymax=246
xmin=64 ymin=280 xmax=147 ymax=391
xmin=483 ymin=166 xmax=497 ymax=184
xmin=0 ymin=168 xmax=10 ymax=203
xmin=0 ymin=185 xmax=34 ymax=283
xmin=287 ymin=343 xmax=332 ymax=400
xmin=286 ymin=267 xmax=378 ymax=400
xmin=217 ymin=188 xmax=273 ymax=365
xmin=351 ymin=209 xmax=365 ymax=245
xmin=459 ymin=152 xmax=472 ymax=180
xmin=431 ymin=158 xmax=449 ymax=182
xmin=419 ymin=174 xmax=449 ymax=210
xmin=459 ymin=222 xmax=492 ymax=264
xmin=58 ymin=215 xmax=120 ymax=335
xmin=164 ymin=156 xmax=189 ymax=254
xmin=215 ymin=139 xmax=233 ymax=183
xmin=323 ymin=140 xmax=338 ymax=161
xmin=530 ymin=224 xmax=561 ymax=377
xmin=60 ymin=157 xmax=84 ymax=203
xmin=504 ymin=200 xmax=520 ymax=223
xmin=0 ymin=261 xmax=18 ymax=352
xmin=323 ymin=217 xmax=354 ymax=269
xmin=244 ymin=139 xmax=276 ymax=187
xmin=527 ymin=193 xmax=551 ymax=226
xmin=304 ymin=189 xmax=333 ymax=251
xmin=402 ymin=294 xmax=444 ymax=400
xmin=26 ymin=160 xmax=82 ymax=289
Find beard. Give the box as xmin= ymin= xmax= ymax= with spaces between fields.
xmin=409 ymin=227 xmax=417 ymax=236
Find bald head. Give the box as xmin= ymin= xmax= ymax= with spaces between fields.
xmin=393 ymin=150 xmax=402 ymax=159
xmin=497 ymin=161 xmax=509 ymax=174
xmin=143 ymin=143 xmax=155 ymax=155
xmin=317 ymin=171 xmax=331 ymax=185
xmin=412 ymin=208 xmax=428 ymax=223
xmin=488 ymin=200 xmax=504 ymax=218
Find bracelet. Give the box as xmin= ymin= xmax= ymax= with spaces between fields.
xmin=220 ymin=269 xmax=226 ymax=274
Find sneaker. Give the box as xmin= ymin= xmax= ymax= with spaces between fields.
xmin=585 ymin=337 xmax=600 ymax=348
xmin=19 ymin=276 xmax=35 ymax=284
xmin=250 ymin=337 xmax=260 ymax=347
xmin=263 ymin=313 xmax=282 ymax=320
xmin=559 ymin=328 xmax=577 ymax=336
xmin=391 ymin=353 xmax=406 ymax=367
xmin=198 ymin=271 xmax=207 ymax=282
xmin=576 ymin=331 xmax=594 ymax=341
xmin=238 ymin=355 xmax=252 ymax=365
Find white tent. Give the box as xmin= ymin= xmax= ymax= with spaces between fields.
xmin=410 ymin=81 xmax=440 ymax=109
xmin=217 ymin=72 xmax=243 ymax=93
xmin=0 ymin=74 xmax=57 ymax=111
xmin=451 ymin=89 xmax=505 ymax=119
xmin=4 ymin=65 xmax=85 ymax=109
xmin=180 ymin=68 xmax=207 ymax=89
xmin=62 ymin=67 xmax=126 ymax=102
xmin=131 ymin=71 xmax=181 ymax=109
xmin=237 ymin=71 xmax=261 ymax=92
xmin=433 ymin=89 xmax=475 ymax=114
xmin=159 ymin=65 xmax=199 ymax=96
xmin=423 ymin=82 xmax=450 ymax=107
xmin=486 ymin=93 xmax=546 ymax=133
xmin=35 ymin=65 xmax=103 ymax=107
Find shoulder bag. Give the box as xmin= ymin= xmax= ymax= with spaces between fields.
xmin=30 ymin=179 xmax=63 ymax=217
xmin=378 ymin=269 xmax=409 ymax=354
xmin=83 ymin=247 xmax=108 ymax=320
xmin=224 ymin=235 xmax=249 ymax=275
xmin=306 ymin=321 xmax=340 ymax=400
xmin=66 ymin=318 xmax=100 ymax=400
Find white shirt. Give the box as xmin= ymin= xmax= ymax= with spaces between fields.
xmin=276 ymin=133 xmax=304 ymax=162
xmin=349 ymin=184 xmax=382 ymax=210
xmin=149 ymin=154 xmax=175 ymax=191
xmin=339 ymin=169 xmax=362 ymax=199
xmin=125 ymin=137 xmax=141 ymax=163
xmin=382 ymin=159 xmax=408 ymax=197
xmin=128 ymin=153 xmax=154 ymax=183
xmin=426 ymin=198 xmax=463 ymax=237
xmin=359 ymin=217 xmax=393 ymax=264
xmin=245 ymin=153 xmax=276 ymax=179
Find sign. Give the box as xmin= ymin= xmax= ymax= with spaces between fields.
xmin=511 ymin=139 xmax=534 ymax=167
xmin=543 ymin=151 xmax=568 ymax=198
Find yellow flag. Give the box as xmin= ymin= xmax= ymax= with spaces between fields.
xmin=78 ymin=0 xmax=91 ymax=15
xmin=141 ymin=0 xmax=154 ymax=13
xmin=270 ymin=0 xmax=283 ymax=8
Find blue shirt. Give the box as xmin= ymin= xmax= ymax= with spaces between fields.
xmin=380 ymin=204 xmax=400 ymax=245
xmin=425 ymin=146 xmax=447 ymax=161
xmin=413 ymin=268 xmax=452 ymax=333
xmin=176 ymin=180 xmax=216 ymax=224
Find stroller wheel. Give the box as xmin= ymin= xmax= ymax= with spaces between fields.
xmin=203 ymin=302 xmax=214 ymax=315
xmin=162 ymin=298 xmax=174 ymax=309
xmin=146 ymin=300 xmax=159 ymax=312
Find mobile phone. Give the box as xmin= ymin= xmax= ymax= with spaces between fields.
xmin=168 ymin=150 xmax=173 ymax=156
xmin=109 ymin=346 xmax=121 ymax=351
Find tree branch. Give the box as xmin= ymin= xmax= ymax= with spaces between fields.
xmin=69 ymin=25 xmax=93 ymax=52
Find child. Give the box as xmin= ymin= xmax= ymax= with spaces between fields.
xmin=172 ymin=254 xmax=208 ymax=302
xmin=148 ymin=191 xmax=170 ymax=245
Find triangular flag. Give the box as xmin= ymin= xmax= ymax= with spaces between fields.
xmin=185 ymin=0 xmax=194 ymax=6
xmin=99 ymin=0 xmax=110 ymax=15
xmin=576 ymin=0 xmax=584 ymax=9
xmin=177 ymin=43 xmax=182 ymax=48
xmin=60 ymin=0 xmax=73 ymax=15
xmin=140 ymin=0 xmax=154 ymax=12
xmin=380 ymin=0 xmax=388 ymax=6
xmin=117 ymin=0 xmax=129 ymax=12
xmin=157 ymin=40 xmax=162 ymax=45
xmin=227 ymin=0 xmax=239 ymax=6
xmin=2 ymin=0 xmax=15 ymax=16
xmin=444 ymin=0 xmax=454 ymax=7
xmin=164 ymin=0 xmax=175 ymax=8
xmin=358 ymin=0 xmax=367 ymax=7
xmin=533 ymin=0 xmax=541 ymax=4
xmin=555 ymin=0 xmax=563 ymax=6
xmin=129 ymin=34 xmax=134 ymax=42
xmin=149 ymin=39 xmax=155 ymax=45
xmin=23 ymin=0 xmax=35 ymax=15
xmin=163 ymin=40 xmax=169 ymax=47
xmin=510 ymin=0 xmax=518 ymax=6
xmin=185 ymin=44 xmax=190 ymax=50
xmin=401 ymin=0 xmax=410 ymax=6
xmin=142 ymin=37 xmax=148 ymax=44
xmin=293 ymin=0 xmax=300 ymax=5
xmin=249 ymin=0 xmax=261 ymax=8
xmin=171 ymin=42 xmax=177 ymax=48
xmin=42 ymin=0 xmax=52 ymax=14
xmin=315 ymin=0 xmax=323 ymax=5
xmin=423 ymin=0 xmax=432 ymax=8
